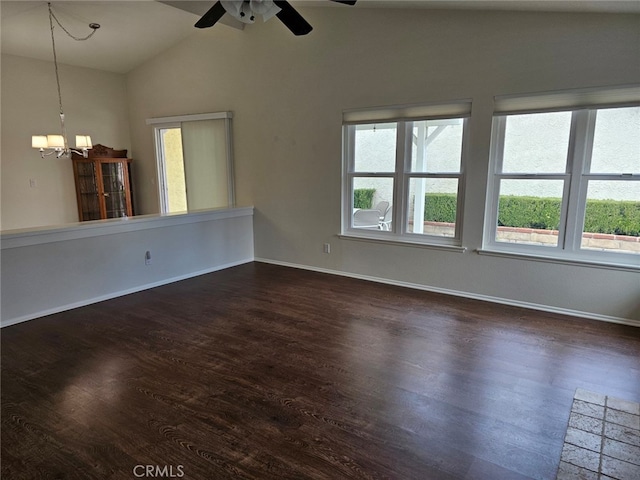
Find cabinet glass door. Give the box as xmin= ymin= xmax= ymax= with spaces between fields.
xmin=76 ymin=162 xmax=101 ymax=221
xmin=101 ymin=162 xmax=127 ymax=218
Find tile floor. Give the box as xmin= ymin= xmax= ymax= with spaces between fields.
xmin=557 ymin=389 xmax=640 ymax=480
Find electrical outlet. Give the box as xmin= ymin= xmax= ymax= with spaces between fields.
xmin=323 ymin=243 xmax=331 ymax=254
xmin=145 ymin=251 xmax=152 ymax=265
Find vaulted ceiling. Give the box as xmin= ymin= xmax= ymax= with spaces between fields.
xmin=2 ymin=1 xmax=639 ymax=73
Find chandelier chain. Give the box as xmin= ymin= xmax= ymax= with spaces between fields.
xmin=32 ymin=4 xmax=97 ymax=158
xmin=48 ymin=4 xmax=98 ymax=42
xmin=46 ymin=2 xmax=99 ymax=151
xmin=48 ymin=3 xmax=64 ymax=118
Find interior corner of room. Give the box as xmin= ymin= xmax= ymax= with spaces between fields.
xmin=1 ymin=1 xmax=639 ymax=328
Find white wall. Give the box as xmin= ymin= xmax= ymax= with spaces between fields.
xmin=126 ymin=7 xmax=640 ymax=324
xmin=0 ymin=208 xmax=254 ymax=326
xmin=1 ymin=54 xmax=131 ymax=230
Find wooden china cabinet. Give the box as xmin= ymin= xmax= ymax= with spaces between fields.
xmin=71 ymin=144 xmax=134 ymax=221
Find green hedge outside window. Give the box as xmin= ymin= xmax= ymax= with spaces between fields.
xmin=421 ymin=193 xmax=639 ymax=237
xmin=353 ymin=188 xmax=376 ymax=209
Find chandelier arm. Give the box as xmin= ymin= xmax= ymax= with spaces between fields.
xmin=38 ymin=149 xmax=58 ymax=159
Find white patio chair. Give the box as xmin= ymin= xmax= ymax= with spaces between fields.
xmin=353 ymin=209 xmax=382 ymax=229
xmin=380 ymin=205 xmax=392 ymax=231
xmin=374 ymin=201 xmax=390 ymax=220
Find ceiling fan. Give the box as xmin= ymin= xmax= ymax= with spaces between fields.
xmin=195 ymin=0 xmax=357 ymax=36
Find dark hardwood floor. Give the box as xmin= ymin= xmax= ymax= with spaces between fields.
xmin=2 ymin=262 xmax=639 ymax=480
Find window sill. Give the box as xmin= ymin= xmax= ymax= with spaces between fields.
xmin=339 ymin=233 xmax=467 ymax=253
xmin=476 ymin=248 xmax=640 ymax=272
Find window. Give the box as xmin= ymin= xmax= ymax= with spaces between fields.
xmin=156 ymin=125 xmax=188 ymax=212
xmin=486 ymin=95 xmax=640 ymax=262
xmin=342 ymin=101 xmax=471 ymax=246
xmin=147 ymin=112 xmax=235 ymax=214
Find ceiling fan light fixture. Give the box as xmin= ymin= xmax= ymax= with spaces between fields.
xmin=251 ymin=0 xmax=281 ymax=21
xmin=195 ymin=0 xmax=356 ymax=35
xmin=220 ymin=0 xmax=280 ymax=24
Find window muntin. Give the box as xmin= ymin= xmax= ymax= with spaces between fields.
xmin=343 ymin=106 xmax=468 ymax=244
xmin=487 ymin=105 xmax=640 ymax=261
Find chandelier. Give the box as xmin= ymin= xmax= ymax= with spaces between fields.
xmin=32 ymin=2 xmax=100 ymax=159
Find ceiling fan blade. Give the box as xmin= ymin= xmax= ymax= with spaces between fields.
xmin=331 ymin=0 xmax=357 ymax=4
xmin=195 ymin=1 xmax=227 ymax=29
xmin=274 ymin=1 xmax=313 ymax=36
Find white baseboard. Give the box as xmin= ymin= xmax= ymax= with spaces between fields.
xmin=255 ymin=257 xmax=640 ymax=328
xmin=6 ymin=256 xmax=636 ymax=329
xmin=1 ymin=258 xmax=254 ymax=328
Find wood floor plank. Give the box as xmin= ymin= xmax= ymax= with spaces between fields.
xmin=2 ymin=262 xmax=639 ymax=479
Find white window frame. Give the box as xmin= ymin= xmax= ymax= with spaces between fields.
xmin=152 ymin=122 xmax=182 ymax=214
xmin=341 ymin=101 xmax=471 ymax=247
xmin=146 ymin=112 xmax=235 ymax=214
xmin=484 ymin=92 xmax=640 ymax=266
